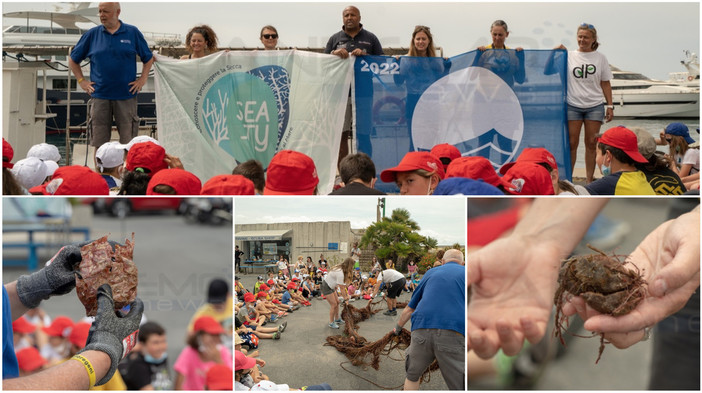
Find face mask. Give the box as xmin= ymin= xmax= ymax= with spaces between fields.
xmin=144 ymin=352 xmax=167 ymax=364
xmin=601 ymin=164 xmax=611 ymax=176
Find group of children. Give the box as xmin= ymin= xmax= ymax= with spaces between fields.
xmin=7 ymin=122 xmax=695 ymax=197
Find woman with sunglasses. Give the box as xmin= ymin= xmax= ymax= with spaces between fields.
xmin=473 ymin=20 xmax=525 ymax=88
xmin=260 ymin=26 xmax=279 ymax=50
xmin=554 ymin=23 xmax=614 ymax=183
xmin=181 ymin=25 xmax=219 ymax=60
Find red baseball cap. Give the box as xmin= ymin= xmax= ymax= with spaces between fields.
xmin=41 ymin=316 xmax=74 ymax=337
xmin=597 ymin=126 xmax=649 ymax=163
xmin=266 ymin=279 xmax=275 ymax=285
xmin=446 ymin=156 xmax=516 ymax=192
xmin=243 ymin=292 xmax=255 ymax=303
xmin=16 ymin=347 xmax=46 ymax=373
xmin=235 ymin=350 xmax=257 ymax=371
xmin=146 ymin=168 xmax=202 ymax=195
xmin=3 ymin=138 xmax=14 ymax=168
xmin=286 ymin=282 xmax=297 ymax=290
xmin=41 ymin=166 xmax=109 ymax=195
xmin=257 ymin=291 xmax=268 ymax=298
xmin=499 ymin=147 xmax=558 ymax=175
xmin=68 ymin=322 xmax=91 ymax=349
xmin=126 ymin=142 xmax=168 ymax=177
xmin=264 ymin=150 xmax=319 ymax=195
xmin=206 ymin=364 xmax=233 ymax=390
xmin=380 ymin=152 xmax=445 ymax=183
xmin=260 ymin=283 xmax=270 ymax=291
xmin=193 ymin=316 xmax=225 ymax=335
xmin=201 ymin=174 xmax=255 ymax=195
xmin=12 ymin=316 xmax=36 ymax=334
xmin=430 ymin=143 xmax=461 ymax=171
xmin=503 ymin=162 xmax=555 ymax=195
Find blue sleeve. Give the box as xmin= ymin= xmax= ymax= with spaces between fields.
xmin=584 ymin=173 xmax=620 ymax=195
xmin=407 ymin=270 xmax=431 ymax=309
xmin=133 ymin=28 xmax=153 ymax=63
xmin=3 ymin=286 xmax=19 ymax=379
xmin=70 ymin=29 xmax=93 ymax=63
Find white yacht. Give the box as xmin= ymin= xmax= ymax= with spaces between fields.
xmin=610 ymin=65 xmax=699 ymax=118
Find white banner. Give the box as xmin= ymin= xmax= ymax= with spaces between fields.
xmin=153 ymin=50 xmax=353 ymax=193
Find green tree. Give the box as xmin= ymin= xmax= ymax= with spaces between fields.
xmin=360 ymin=208 xmax=437 ymax=273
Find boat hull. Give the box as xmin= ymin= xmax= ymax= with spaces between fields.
xmin=612 ymin=91 xmax=699 ymax=118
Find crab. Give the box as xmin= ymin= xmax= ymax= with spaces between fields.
xmin=554 ymin=245 xmax=646 ymax=363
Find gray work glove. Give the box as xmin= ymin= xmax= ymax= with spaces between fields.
xmin=16 ymin=245 xmax=82 ymax=308
xmin=15 ymin=240 xmax=120 ymax=309
xmin=79 ymin=284 xmax=144 ymax=386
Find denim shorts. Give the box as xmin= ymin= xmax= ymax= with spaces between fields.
xmin=567 ymin=103 xmax=605 ymax=122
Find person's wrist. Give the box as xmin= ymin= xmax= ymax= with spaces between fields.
xmin=77 ymin=77 xmax=85 ymax=84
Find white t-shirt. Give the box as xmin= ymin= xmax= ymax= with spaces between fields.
xmin=323 ymin=269 xmax=346 ymax=288
xmin=566 ymin=50 xmax=613 ymax=108
xmin=682 ymin=148 xmax=700 ymax=174
xmin=277 ymin=260 xmax=287 ymax=270
xmin=378 ymin=269 xmax=404 ymax=284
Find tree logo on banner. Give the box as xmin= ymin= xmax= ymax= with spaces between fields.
xmin=410 ymin=66 xmax=523 ymax=169
xmin=200 ymin=65 xmax=290 ymax=167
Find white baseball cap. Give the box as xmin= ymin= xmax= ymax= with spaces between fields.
xmin=95 ymin=142 xmax=126 ymax=171
xmin=11 ymin=157 xmax=49 ymax=189
xmin=115 ymin=136 xmax=160 ymax=151
xmin=44 ymin=160 xmax=59 ymax=177
xmin=27 ymin=143 xmax=61 ymax=163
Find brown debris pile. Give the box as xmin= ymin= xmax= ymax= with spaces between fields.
xmin=554 ymin=245 xmax=646 ymax=363
xmin=76 ymin=234 xmax=138 ymax=316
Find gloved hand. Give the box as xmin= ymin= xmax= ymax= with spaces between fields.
xmin=16 ymin=240 xmax=121 ymax=309
xmin=16 ymin=245 xmax=82 ymax=308
xmin=79 ymin=284 xmax=143 ymax=386
xmin=392 ymin=324 xmax=402 ymax=336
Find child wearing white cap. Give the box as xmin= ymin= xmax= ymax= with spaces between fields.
xmin=11 ymin=157 xmax=50 ymax=191
xmin=95 ymin=141 xmax=125 ymax=194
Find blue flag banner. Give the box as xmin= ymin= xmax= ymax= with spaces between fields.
xmin=354 ymin=50 xmax=569 ymax=193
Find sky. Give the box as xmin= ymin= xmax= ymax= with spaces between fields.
xmin=2 ymin=1 xmax=699 ymax=81
xmin=234 ymin=197 xmax=466 ymax=246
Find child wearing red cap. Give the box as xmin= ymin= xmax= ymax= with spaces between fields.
xmin=146 ymin=168 xmax=202 ymax=195
xmin=380 ymin=152 xmax=445 ymax=195
xmin=585 ymin=126 xmax=656 ymax=195
xmin=16 ymin=347 xmax=47 ymax=376
xmin=39 ymin=316 xmax=73 ymax=365
xmin=263 ymin=150 xmax=319 ymax=195
xmin=174 ymin=316 xmax=232 ymax=390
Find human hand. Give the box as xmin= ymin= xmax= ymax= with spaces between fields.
xmin=332 ymin=48 xmax=350 ymax=59
xmin=79 ymin=79 xmax=95 ymax=95
xmin=566 ymin=209 xmax=700 ymax=342
xmin=164 ymin=154 xmax=184 ymax=169
xmin=659 ymin=131 xmax=668 ymax=144
xmin=392 ymin=324 xmax=402 ymax=336
xmin=515 ymin=47 xmax=524 ymax=51
xmin=16 ymin=245 xmax=83 ymax=308
xmin=467 ymin=235 xmax=561 ymax=358
xmin=350 ymin=48 xmax=366 ymax=57
xmin=255 ymin=358 xmax=266 ymax=367
xmin=605 ymin=107 xmax=614 ymax=122
xmin=554 ymin=44 xmax=567 ymax=50
xmin=477 ymin=46 xmax=487 ymax=51
xmin=128 ymin=78 xmax=146 ymax=95
xmin=80 ymin=284 xmax=143 ymax=386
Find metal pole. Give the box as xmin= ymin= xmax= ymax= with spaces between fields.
xmin=65 ymin=46 xmax=72 ymax=165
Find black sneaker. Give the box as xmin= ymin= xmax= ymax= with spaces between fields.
xmin=390 ymin=310 xmax=397 ymax=316
xmin=383 ymin=310 xmax=394 ymax=316
xmin=278 ymin=321 xmax=288 ymax=333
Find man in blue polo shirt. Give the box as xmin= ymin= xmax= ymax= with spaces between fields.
xmin=69 ymin=2 xmax=154 ymax=155
xmin=325 ymin=5 xmax=384 ymax=162
xmin=392 ymin=249 xmax=465 ymax=390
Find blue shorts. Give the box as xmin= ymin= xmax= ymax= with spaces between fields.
xmin=567 ymin=103 xmax=604 ymax=122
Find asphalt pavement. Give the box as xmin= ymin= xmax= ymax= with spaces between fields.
xmin=236 ymin=272 xmax=452 ymax=390
xmin=3 ymin=209 xmax=233 ymax=370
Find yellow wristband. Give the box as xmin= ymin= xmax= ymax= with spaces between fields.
xmin=71 ymin=354 xmax=96 ymax=387
xmin=77 ymin=77 xmax=85 ymax=83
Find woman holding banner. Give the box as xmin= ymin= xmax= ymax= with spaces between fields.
xmin=259 ymin=26 xmax=279 ymax=50
xmin=473 ymin=20 xmax=525 ymax=88
xmin=555 ymin=23 xmax=614 ymax=183
xmin=181 ymin=25 xmax=219 ymax=60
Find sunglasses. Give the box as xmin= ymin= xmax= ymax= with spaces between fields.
xmin=665 ymin=137 xmax=673 ymax=143
xmin=262 ymin=34 xmax=278 ymax=39
xmin=580 ymin=23 xmax=595 ymax=29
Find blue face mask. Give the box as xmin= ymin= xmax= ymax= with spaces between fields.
xmin=601 ymin=164 xmax=611 ymax=176
xmin=144 ymin=352 xmax=167 ymax=364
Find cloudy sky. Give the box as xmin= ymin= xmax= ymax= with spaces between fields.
xmin=3 ymin=2 xmax=699 ymax=81
xmin=235 ymin=197 xmax=466 ymax=246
